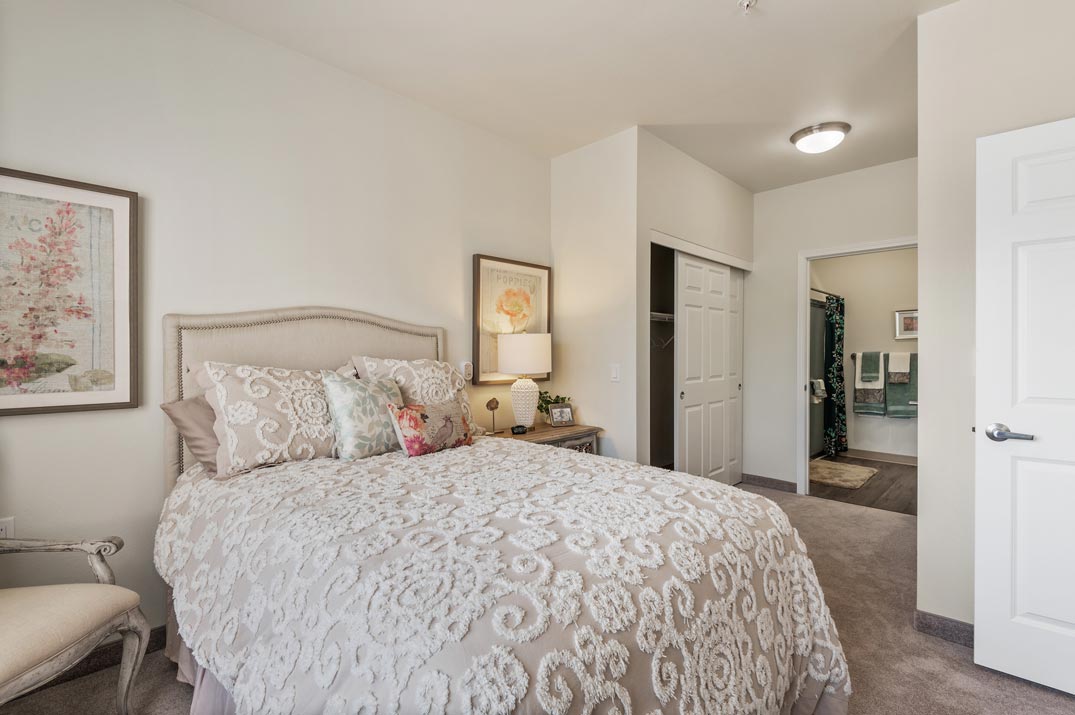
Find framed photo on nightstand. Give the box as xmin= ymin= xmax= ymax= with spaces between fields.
xmin=549 ymin=402 xmax=575 ymax=427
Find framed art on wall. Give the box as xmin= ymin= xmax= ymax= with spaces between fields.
xmin=894 ymin=309 xmax=918 ymax=340
xmin=0 ymin=168 xmax=138 ymax=415
xmin=472 ymin=254 xmax=551 ymax=385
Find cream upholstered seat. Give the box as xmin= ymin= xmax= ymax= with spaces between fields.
xmin=0 ymin=538 xmax=149 ymax=714
xmin=0 ymin=584 xmax=141 ymax=685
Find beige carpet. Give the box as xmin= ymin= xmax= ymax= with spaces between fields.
xmin=811 ymin=457 xmax=878 ymax=489
xmin=5 ymin=488 xmax=1075 ymax=715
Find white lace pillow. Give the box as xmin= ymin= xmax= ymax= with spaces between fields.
xmin=351 ymin=356 xmax=483 ymax=434
xmin=201 ymin=361 xmax=335 ymax=478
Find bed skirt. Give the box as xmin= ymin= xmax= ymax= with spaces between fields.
xmin=166 ymin=603 xmax=237 ymax=715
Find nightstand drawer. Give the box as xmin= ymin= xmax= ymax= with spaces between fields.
xmin=556 ymin=435 xmax=597 ymax=454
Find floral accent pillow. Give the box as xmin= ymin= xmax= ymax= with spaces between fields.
xmin=388 ymin=401 xmax=474 ymax=457
xmin=353 ymin=356 xmax=484 ymax=435
xmin=321 ymin=371 xmax=403 ymax=460
xmin=201 ymin=362 xmax=335 ymax=478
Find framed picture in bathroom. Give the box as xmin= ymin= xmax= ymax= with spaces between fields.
xmin=894 ymin=309 xmax=918 ymax=340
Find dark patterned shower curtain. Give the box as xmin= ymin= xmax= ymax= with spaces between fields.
xmin=823 ymin=296 xmax=848 ymax=457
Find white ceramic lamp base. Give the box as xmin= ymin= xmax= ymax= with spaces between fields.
xmin=510 ymin=377 xmax=539 ymax=429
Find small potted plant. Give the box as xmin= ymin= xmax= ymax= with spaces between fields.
xmin=537 ymin=390 xmax=571 ymax=424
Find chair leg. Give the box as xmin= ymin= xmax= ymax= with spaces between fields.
xmin=116 ymin=608 xmax=149 ymax=715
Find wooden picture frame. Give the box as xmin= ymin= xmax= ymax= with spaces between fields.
xmin=549 ymin=402 xmax=575 ymax=427
xmin=0 ymin=167 xmax=138 ymax=416
xmin=472 ymin=254 xmax=552 ymax=385
xmin=894 ymin=309 xmax=918 ymax=340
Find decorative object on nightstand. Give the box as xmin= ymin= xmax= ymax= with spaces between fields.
xmin=485 ymin=397 xmax=501 ymax=434
xmin=548 ymin=402 xmax=575 ymax=427
xmin=537 ymin=390 xmax=572 ymax=424
xmin=500 ymin=422 xmax=602 ymax=455
xmin=497 ymin=332 xmax=552 ymax=431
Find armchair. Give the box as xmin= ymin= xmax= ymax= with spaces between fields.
xmin=0 ymin=537 xmax=149 ymax=714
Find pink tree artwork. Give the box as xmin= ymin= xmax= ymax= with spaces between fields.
xmin=0 ymin=203 xmax=94 ymax=390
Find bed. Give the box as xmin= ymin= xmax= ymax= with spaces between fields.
xmin=155 ymin=306 xmax=850 ymax=715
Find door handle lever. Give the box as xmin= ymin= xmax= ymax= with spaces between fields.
xmin=985 ymin=423 xmax=1035 ymax=442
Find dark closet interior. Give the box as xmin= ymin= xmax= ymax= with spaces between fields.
xmin=650 ymin=243 xmax=675 ymax=469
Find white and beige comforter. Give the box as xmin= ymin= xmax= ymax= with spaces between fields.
xmin=155 ymin=437 xmax=850 ymax=715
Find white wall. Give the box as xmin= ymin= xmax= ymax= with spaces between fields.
xmin=917 ymin=0 xmax=1075 ymax=624
xmin=744 ymin=158 xmax=917 ymax=483
xmin=635 ymin=130 xmax=754 ymax=464
xmin=550 ymin=129 xmax=639 ymax=459
xmin=0 ymin=0 xmax=550 ymax=628
xmin=810 ymin=248 xmax=918 ymax=456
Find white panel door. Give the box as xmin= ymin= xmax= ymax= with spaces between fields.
xmin=976 ymin=115 xmax=1075 ymax=694
xmin=675 ymin=252 xmax=741 ymax=484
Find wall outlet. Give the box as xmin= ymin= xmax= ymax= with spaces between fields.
xmin=0 ymin=516 xmax=13 ymax=539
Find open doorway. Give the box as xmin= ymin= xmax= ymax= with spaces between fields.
xmin=798 ymin=243 xmax=918 ymax=515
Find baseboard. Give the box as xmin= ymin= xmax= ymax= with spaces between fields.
xmin=22 ymin=624 xmax=166 ymax=697
xmin=738 ymin=473 xmax=797 ymax=493
xmin=844 ymin=448 xmax=917 ymax=466
xmin=914 ymin=609 xmax=974 ymax=648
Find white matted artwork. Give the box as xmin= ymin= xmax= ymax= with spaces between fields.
xmin=472 ymin=254 xmax=551 ymax=385
xmin=894 ymin=309 xmax=918 ymax=340
xmin=0 ymin=168 xmax=137 ymax=415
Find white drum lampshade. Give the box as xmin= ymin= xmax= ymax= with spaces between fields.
xmin=497 ymin=333 xmax=552 ymax=429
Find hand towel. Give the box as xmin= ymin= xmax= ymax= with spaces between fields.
xmin=810 ymin=379 xmax=828 ymax=404
xmin=854 ymin=353 xmax=886 ymax=415
xmin=888 ymin=352 xmax=911 ymax=384
xmin=886 ymin=353 xmax=918 ymax=418
xmin=860 ymin=352 xmax=881 ymax=383
xmin=888 ymin=352 xmax=911 ymax=373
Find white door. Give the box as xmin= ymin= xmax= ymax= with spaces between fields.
xmin=976 ymin=115 xmax=1075 ymax=694
xmin=675 ymin=252 xmax=742 ymax=484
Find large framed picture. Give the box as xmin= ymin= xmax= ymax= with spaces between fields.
xmin=0 ymin=168 xmax=138 ymax=415
xmin=894 ymin=309 xmax=918 ymax=340
xmin=472 ymin=254 xmax=551 ymax=385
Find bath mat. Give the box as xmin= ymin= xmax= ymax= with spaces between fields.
xmin=810 ymin=459 xmax=877 ymax=489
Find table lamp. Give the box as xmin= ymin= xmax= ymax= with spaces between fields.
xmin=497 ymin=332 xmax=552 ymax=430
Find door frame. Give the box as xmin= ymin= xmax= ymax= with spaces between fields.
xmin=794 ymin=236 xmax=918 ymax=495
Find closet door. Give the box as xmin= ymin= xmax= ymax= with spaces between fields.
xmin=675 ymin=252 xmax=742 ymax=484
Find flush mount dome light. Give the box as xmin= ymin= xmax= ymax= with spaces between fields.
xmin=790 ymin=122 xmax=851 ymax=154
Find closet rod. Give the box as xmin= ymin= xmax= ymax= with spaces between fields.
xmin=810 ymin=288 xmax=843 ymax=299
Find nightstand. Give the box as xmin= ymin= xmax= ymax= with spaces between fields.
xmin=494 ymin=423 xmax=602 ymax=455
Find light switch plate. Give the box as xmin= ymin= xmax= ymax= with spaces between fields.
xmin=0 ymin=516 xmax=14 ymax=539
xmin=610 ymin=363 xmax=621 ymax=383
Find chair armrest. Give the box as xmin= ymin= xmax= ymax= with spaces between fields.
xmin=0 ymin=537 xmax=124 ymax=584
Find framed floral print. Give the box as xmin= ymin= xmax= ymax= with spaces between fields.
xmin=894 ymin=309 xmax=918 ymax=340
xmin=0 ymin=167 xmax=138 ymax=415
xmin=472 ymin=255 xmax=551 ymax=385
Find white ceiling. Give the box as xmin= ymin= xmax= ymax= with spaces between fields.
xmin=178 ymin=0 xmax=955 ymax=192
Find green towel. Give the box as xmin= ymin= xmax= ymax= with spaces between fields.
xmin=854 ymin=353 xmax=887 ymax=416
xmin=886 ymin=353 xmax=917 ymax=418
xmin=861 ymin=352 xmax=881 ymax=382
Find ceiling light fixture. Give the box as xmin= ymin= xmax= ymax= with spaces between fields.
xmin=790 ymin=122 xmax=852 ymax=154
xmin=737 ymin=0 xmax=758 ymax=14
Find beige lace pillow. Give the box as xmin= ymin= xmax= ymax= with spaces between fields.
xmin=201 ymin=361 xmax=335 ymax=478
xmin=351 ymin=356 xmax=483 ymax=433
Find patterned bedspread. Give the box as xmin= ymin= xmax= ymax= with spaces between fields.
xmin=155 ymin=437 xmax=850 ymax=715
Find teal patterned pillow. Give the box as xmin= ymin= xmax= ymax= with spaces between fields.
xmin=321 ymin=371 xmax=403 ymax=460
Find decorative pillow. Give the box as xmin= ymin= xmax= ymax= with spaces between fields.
xmin=388 ymin=401 xmax=474 ymax=457
xmin=201 ymin=361 xmax=335 ymax=478
xmin=160 ymin=395 xmax=219 ymax=474
xmin=321 ymin=371 xmax=403 ymax=460
xmin=352 ymin=356 xmax=483 ymax=434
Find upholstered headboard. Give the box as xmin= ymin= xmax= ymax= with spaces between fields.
xmin=162 ymin=306 xmax=446 ymax=491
